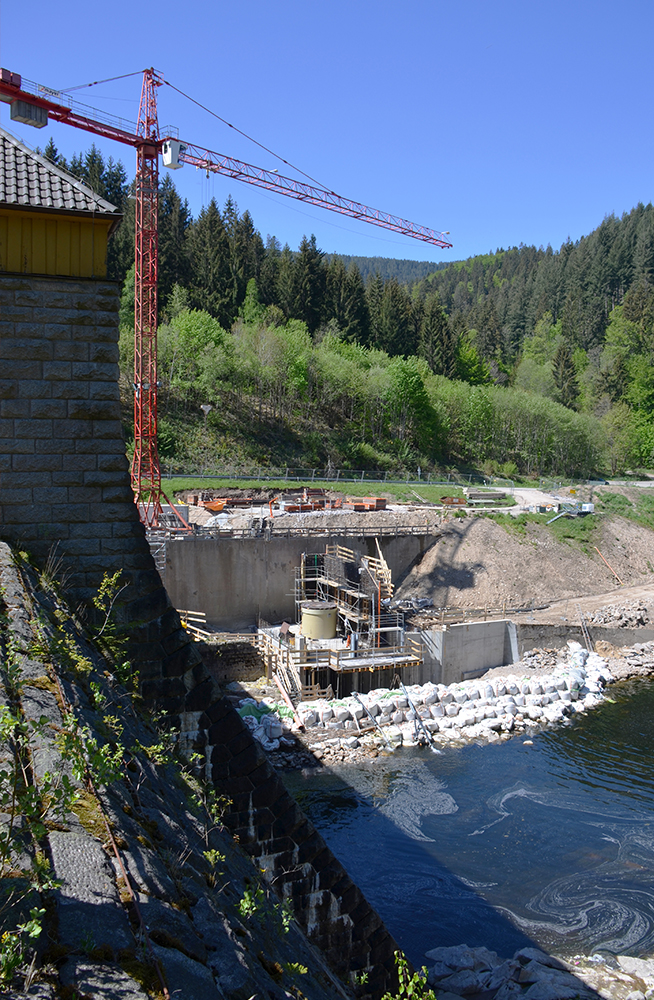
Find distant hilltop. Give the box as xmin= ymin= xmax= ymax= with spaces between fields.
xmin=326 ymin=253 xmax=451 ymax=284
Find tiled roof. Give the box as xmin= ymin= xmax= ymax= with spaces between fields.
xmin=0 ymin=125 xmax=120 ymax=218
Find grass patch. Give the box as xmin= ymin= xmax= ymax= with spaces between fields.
xmin=596 ymin=490 xmax=654 ymax=531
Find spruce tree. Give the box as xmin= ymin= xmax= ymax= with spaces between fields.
xmin=294 ymin=235 xmax=326 ymax=335
xmin=186 ymin=199 xmax=232 ymax=328
xmin=552 ymin=341 xmax=579 ymax=409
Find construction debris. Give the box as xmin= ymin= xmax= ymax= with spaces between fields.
xmin=586 ymin=601 xmax=650 ymax=627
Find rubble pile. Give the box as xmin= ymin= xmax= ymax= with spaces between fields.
xmin=421 ymin=942 xmax=654 ymax=1000
xmin=587 ymin=601 xmax=651 ymax=627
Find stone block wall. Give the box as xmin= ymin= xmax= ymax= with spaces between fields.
xmin=0 ymin=273 xmax=202 ymax=693
xmin=199 ymin=640 xmax=267 ymax=683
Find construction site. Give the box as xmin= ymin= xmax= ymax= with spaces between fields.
xmin=158 ymin=481 xmax=654 ymax=714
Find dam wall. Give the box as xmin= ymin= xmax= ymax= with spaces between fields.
xmin=165 ymin=532 xmax=438 ymax=630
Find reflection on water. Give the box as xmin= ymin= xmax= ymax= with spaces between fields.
xmin=284 ymin=678 xmax=654 ymax=965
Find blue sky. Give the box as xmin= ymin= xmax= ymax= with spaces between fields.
xmin=1 ymin=0 xmax=652 ymax=266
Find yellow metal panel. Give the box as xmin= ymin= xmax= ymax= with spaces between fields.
xmin=0 ymin=215 xmax=6 ymax=271
xmin=46 ymin=218 xmax=57 ymax=274
xmin=56 ymin=219 xmax=70 ymax=276
xmin=31 ymin=217 xmax=46 ymax=274
xmin=70 ymin=221 xmax=80 ymax=276
xmin=0 ymin=208 xmax=113 ymax=277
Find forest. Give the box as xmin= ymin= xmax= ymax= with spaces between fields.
xmin=44 ymin=140 xmax=654 ymax=479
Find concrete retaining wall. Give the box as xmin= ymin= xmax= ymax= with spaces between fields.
xmin=165 ymin=532 xmax=439 ymax=631
xmin=407 ymin=619 xmax=518 ymax=686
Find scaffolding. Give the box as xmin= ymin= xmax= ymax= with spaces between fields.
xmin=295 ymin=543 xmax=405 ymax=649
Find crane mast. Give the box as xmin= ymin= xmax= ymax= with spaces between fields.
xmin=133 ymin=70 xmax=164 ymax=527
xmin=0 ymin=67 xmax=453 ymax=529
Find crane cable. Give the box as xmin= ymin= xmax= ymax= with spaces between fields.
xmin=58 ymin=71 xmax=341 ymax=197
xmin=60 ymin=70 xmax=146 ymax=93
xmin=164 ymin=79 xmax=334 ymax=194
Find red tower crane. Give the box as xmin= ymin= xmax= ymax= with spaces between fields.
xmin=0 ymin=67 xmax=453 ymax=528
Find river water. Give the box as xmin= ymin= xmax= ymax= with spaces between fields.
xmin=284 ymin=678 xmax=654 ymax=967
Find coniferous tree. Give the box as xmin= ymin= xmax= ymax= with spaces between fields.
xmin=294 ymin=235 xmax=326 ymax=335
xmin=276 ymin=244 xmax=298 ymax=319
xmin=260 ymin=236 xmax=282 ymax=306
xmin=365 ymin=272 xmax=384 ymax=348
xmin=186 ymin=199 xmax=232 ymax=328
xmin=419 ymin=293 xmax=454 ymax=376
xmin=343 ymin=264 xmax=370 ymax=343
xmin=158 ymin=174 xmax=192 ymax=311
xmin=552 ymin=340 xmax=579 ymax=409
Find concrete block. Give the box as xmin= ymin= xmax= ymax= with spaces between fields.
xmin=83 ymin=470 xmax=128 ymax=487
xmin=32 ymin=487 xmax=69 ymax=505
xmin=0 ymin=489 xmax=33 ymax=504
xmin=43 ymin=361 xmax=74 ymax=381
xmin=97 ymin=453 xmax=129 ymax=473
xmin=92 ymin=420 xmax=124 ymax=439
xmin=0 ymin=438 xmax=35 ymax=455
xmin=12 ymin=454 xmax=62 ymax=471
xmin=1 ymin=400 xmax=30 ymax=418
xmin=50 ymin=381 xmax=89 ymax=400
xmin=88 ymin=343 xmax=119 ymax=363
xmin=67 ymin=400 xmax=120 ymax=421
xmin=71 ymin=362 xmax=119 ymax=381
xmin=0 ymin=504 xmax=42 ymax=524
xmin=13 ymin=419 xmax=53 ymax=439
xmin=1 ymin=360 xmax=42 ymax=379
xmin=2 ymin=338 xmax=53 ymax=360
xmin=13 ymin=288 xmax=41 ymax=307
xmin=30 ymin=400 xmax=68 ymax=419
xmin=37 ymin=522 xmax=69 ymax=540
xmin=88 ymin=381 xmax=120 ymax=401
xmin=101 ymin=485 xmax=135 ymax=503
xmin=68 ymin=523 xmax=112 ymax=540
xmin=53 ymin=341 xmax=88 ymax=361
xmin=61 ymin=455 xmax=97 ymax=472
xmin=53 ymin=419 xmax=93 ymax=440
xmin=66 ymin=487 xmax=101 ymax=503
xmin=0 ymin=418 xmax=14 ymax=437
xmin=50 ymin=504 xmax=90 ymax=523
xmin=1 ymin=471 xmax=49 ymax=488
xmin=111 ymin=520 xmax=144 ymax=538
xmin=71 ymin=325 xmax=116 ymax=343
xmin=52 ymin=471 xmax=85 ymax=487
xmin=0 ymin=381 xmax=18 ymax=399
xmin=75 ymin=439 xmax=126 ymax=455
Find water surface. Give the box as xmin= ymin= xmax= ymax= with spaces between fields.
xmin=284 ymin=678 xmax=654 ymax=966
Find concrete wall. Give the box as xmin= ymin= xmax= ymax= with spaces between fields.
xmin=407 ymin=619 xmax=518 ymax=686
xmin=165 ymin=532 xmax=438 ymax=631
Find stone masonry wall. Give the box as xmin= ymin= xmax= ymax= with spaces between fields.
xmin=0 ymin=273 xmax=202 ymax=693
xmin=199 ymin=640 xmax=267 ymax=684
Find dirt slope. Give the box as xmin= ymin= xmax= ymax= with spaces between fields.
xmin=395 ymin=515 xmax=654 ymax=610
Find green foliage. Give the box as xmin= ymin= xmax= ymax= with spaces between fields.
xmin=381 ymin=951 xmax=438 ymax=1000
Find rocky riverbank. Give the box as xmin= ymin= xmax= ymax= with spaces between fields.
xmin=418 ymin=941 xmax=654 ymax=1000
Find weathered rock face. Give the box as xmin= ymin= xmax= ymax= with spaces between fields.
xmin=0 ymin=542 xmax=399 ymax=998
